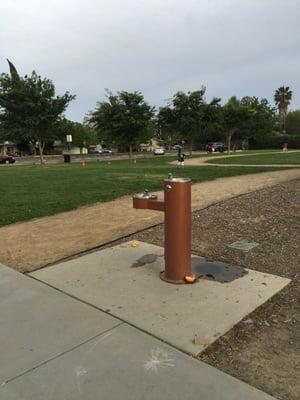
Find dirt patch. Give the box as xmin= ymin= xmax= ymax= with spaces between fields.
xmin=120 ymin=180 xmax=299 ymax=400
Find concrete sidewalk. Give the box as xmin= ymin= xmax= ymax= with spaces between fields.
xmin=1 ymin=168 xmax=300 ymax=272
xmin=0 ymin=262 xmax=276 ymax=399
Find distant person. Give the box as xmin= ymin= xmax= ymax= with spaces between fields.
xmin=177 ymin=153 xmax=185 ymax=167
xmin=282 ymin=143 xmax=288 ymax=152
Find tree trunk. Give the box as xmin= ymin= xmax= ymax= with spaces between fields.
xmin=37 ymin=140 xmax=45 ymax=165
xmin=129 ymin=143 xmax=133 ymax=161
xmin=80 ymin=147 xmax=86 ymax=166
xmin=282 ymin=110 xmax=286 ymax=133
xmin=279 ymin=111 xmax=284 ymax=132
xmin=189 ymin=140 xmax=193 ymax=156
xmin=227 ymin=133 xmax=232 ymax=153
xmin=278 ymin=108 xmax=288 ymax=133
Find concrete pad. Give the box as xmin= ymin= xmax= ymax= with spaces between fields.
xmin=1 ymin=324 xmax=275 ymax=400
xmin=0 ymin=264 xmax=120 ymax=383
xmin=31 ymin=242 xmax=290 ymax=356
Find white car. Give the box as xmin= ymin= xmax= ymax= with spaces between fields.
xmin=89 ymin=148 xmax=112 ymax=155
xmin=153 ymin=147 xmax=165 ymax=155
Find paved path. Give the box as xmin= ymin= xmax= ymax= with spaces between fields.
xmin=1 ymin=168 xmax=299 ymax=272
xmin=0 ymin=263 xmax=276 ymax=399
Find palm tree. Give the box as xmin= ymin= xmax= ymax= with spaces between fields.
xmin=274 ymin=86 xmax=292 ymax=132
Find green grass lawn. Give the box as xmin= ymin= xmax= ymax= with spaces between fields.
xmin=207 ymin=151 xmax=300 ymax=165
xmin=0 ymin=156 xmax=287 ymax=227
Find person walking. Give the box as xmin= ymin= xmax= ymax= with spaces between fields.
xmin=177 ymin=152 xmax=185 ymax=167
xmin=282 ymin=143 xmax=288 ymax=152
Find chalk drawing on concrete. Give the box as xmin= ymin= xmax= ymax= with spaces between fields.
xmin=144 ymin=348 xmax=175 ymax=372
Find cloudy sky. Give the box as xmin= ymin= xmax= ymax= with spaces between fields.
xmin=1 ymin=0 xmax=299 ymax=121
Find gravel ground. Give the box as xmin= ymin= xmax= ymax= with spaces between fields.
xmin=119 ymin=180 xmax=300 ymax=400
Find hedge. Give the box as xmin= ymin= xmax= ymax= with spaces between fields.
xmin=249 ymin=135 xmax=300 ymax=149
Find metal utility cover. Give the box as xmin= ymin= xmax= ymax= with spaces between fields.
xmin=228 ymin=240 xmax=259 ymax=252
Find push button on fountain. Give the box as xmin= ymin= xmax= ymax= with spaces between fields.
xmin=132 ymin=190 xmax=163 ymax=211
xmin=142 ymin=189 xmax=157 ymax=199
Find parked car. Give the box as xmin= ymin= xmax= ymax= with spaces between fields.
xmin=89 ymin=148 xmax=112 ymax=155
xmin=100 ymin=148 xmax=112 ymax=154
xmin=0 ymin=155 xmax=16 ymax=164
xmin=206 ymin=142 xmax=226 ymax=153
xmin=153 ymin=147 xmax=165 ymax=155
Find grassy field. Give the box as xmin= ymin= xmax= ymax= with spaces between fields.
xmin=1 ymin=155 xmax=286 ymax=227
xmin=207 ymin=151 xmax=300 ymax=165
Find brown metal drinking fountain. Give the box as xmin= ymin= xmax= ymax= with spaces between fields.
xmin=133 ymin=174 xmax=195 ymax=284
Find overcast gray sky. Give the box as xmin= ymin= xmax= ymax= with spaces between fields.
xmin=1 ymin=0 xmax=299 ymax=121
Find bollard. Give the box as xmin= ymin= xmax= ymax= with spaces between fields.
xmin=132 ymin=176 xmax=194 ymax=284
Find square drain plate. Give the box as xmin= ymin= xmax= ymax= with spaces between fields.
xmin=228 ymin=240 xmax=259 ymax=252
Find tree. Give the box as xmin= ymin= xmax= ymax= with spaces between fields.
xmin=274 ymin=86 xmax=292 ymax=132
xmin=285 ymin=110 xmax=300 ymax=135
xmin=0 ymin=60 xmax=75 ymax=164
xmin=159 ymin=88 xmax=221 ymax=155
xmin=157 ymin=105 xmax=180 ymax=148
xmin=73 ymin=123 xmax=97 ymax=153
xmin=56 ymin=118 xmax=97 ymax=154
xmin=88 ymin=90 xmax=154 ymax=160
xmin=0 ymin=121 xmax=5 ymax=142
xmin=221 ymin=97 xmax=251 ymax=153
xmin=240 ymin=96 xmax=276 ymax=139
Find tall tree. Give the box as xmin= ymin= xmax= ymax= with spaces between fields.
xmin=0 ymin=60 xmax=75 ymax=164
xmin=6 ymin=59 xmax=20 ymax=81
xmin=0 ymin=121 xmax=5 ymax=142
xmin=160 ymin=88 xmax=220 ymax=155
xmin=88 ymin=90 xmax=154 ymax=160
xmin=70 ymin=122 xmax=97 ymax=154
xmin=274 ymin=86 xmax=292 ymax=132
xmin=285 ymin=110 xmax=300 ymax=136
xmin=221 ymin=97 xmax=251 ymax=153
xmin=55 ymin=118 xmax=98 ymax=154
xmin=157 ymin=106 xmax=180 ymax=149
xmin=240 ymin=96 xmax=276 ymax=139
